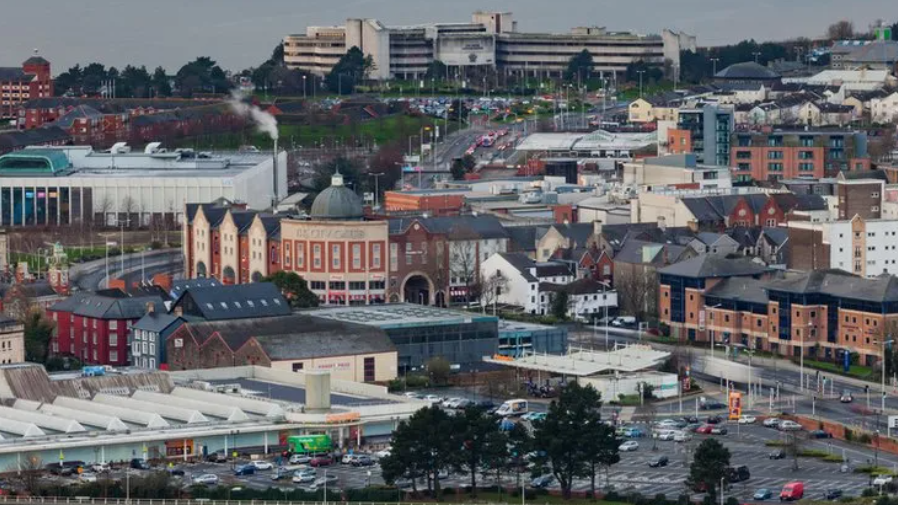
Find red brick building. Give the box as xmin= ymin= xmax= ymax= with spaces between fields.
xmin=47 ymin=290 xmax=164 ymax=366
xmin=0 ymin=55 xmax=52 ymax=121
xmin=731 ymin=130 xmax=871 ymax=183
xmin=384 ymin=190 xmax=466 ymax=216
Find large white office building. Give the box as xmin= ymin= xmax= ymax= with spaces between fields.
xmin=284 ymin=11 xmax=695 ymax=80
xmin=0 ymin=143 xmax=287 ymax=227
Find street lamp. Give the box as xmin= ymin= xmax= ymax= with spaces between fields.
xmin=302 ymin=75 xmax=307 ymax=100
xmin=710 ymin=58 xmax=720 ymax=77
xmin=636 ymin=70 xmax=645 ymax=98
xmin=877 ymin=337 xmax=894 ymax=412
xmin=706 ymin=304 xmax=722 ymax=358
xmin=104 ymin=241 xmax=117 ymax=289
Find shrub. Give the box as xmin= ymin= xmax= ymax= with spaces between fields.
xmin=678 ymin=493 xmax=692 ymax=505
xmin=863 ymin=487 xmax=879 ymax=497
xmin=726 ymin=498 xmax=740 ymax=505
xmin=858 ymin=433 xmax=873 ymax=444
xmin=654 ymin=493 xmax=669 ymax=505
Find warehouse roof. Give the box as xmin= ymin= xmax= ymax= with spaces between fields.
xmin=304 ymin=303 xmax=498 ymax=328
xmin=49 ymin=291 xmax=163 ymax=320
xmin=171 ymin=283 xmax=290 ymax=321
xmin=658 ymin=255 xmax=768 ymax=279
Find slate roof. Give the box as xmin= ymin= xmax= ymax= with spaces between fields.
xmin=21 ymin=97 xmax=218 ymax=113
xmin=495 ymin=252 xmax=539 ymax=282
xmin=171 ymin=283 xmax=290 ymax=321
xmin=505 ymin=225 xmax=549 ymax=253
xmin=539 ymin=277 xmax=608 ymax=295
xmin=49 ymin=291 xmax=163 ymax=320
xmin=704 ymin=277 xmax=770 ymax=305
xmin=0 ymin=127 xmax=70 ymax=154
xmin=260 ymin=215 xmax=281 ymax=239
xmin=534 ymin=262 xmax=574 ymax=278
xmin=132 ymin=312 xmax=183 ymax=334
xmin=549 ymin=223 xmax=594 ymax=247
xmin=715 ymin=62 xmax=781 ymax=80
xmin=23 ymin=56 xmax=49 ymax=66
xmin=388 ymin=214 xmax=509 ymax=240
xmin=657 ymin=254 xmax=768 ymax=279
xmin=681 ymin=194 xmax=826 ymax=223
xmin=53 ymin=106 xmax=106 ymax=129
xmin=763 ymin=269 xmax=898 ymax=303
xmin=0 ymin=67 xmax=28 ymax=81
xmin=170 ymin=278 xmax=220 ymax=298
xmin=727 ymin=227 xmax=763 ymax=249
xmin=183 ymin=314 xmax=395 ymax=360
xmin=760 ymin=227 xmax=789 ymax=247
xmin=613 ymin=238 xmax=689 ymax=266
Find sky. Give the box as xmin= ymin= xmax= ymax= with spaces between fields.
xmin=0 ymin=0 xmax=894 ymax=74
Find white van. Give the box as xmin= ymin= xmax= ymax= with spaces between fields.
xmin=496 ymin=399 xmax=528 ymax=417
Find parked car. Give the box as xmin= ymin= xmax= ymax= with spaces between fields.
xmin=780 ymin=482 xmax=804 ymax=501
xmin=657 ymin=430 xmax=679 ymax=441
xmin=352 ymin=455 xmax=375 ymax=467
xmin=700 ymin=401 xmax=726 ymax=411
xmin=530 ymin=474 xmax=555 ymax=488
xmin=402 ymin=392 xmax=420 ymax=399
xmin=656 ymin=419 xmax=686 ymax=429
xmin=206 ymin=452 xmax=228 ymax=463
xmin=90 ymin=463 xmax=110 ymax=473
xmin=611 ymin=316 xmax=636 ymax=327
xmin=753 ymin=488 xmax=772 ymax=501
xmin=727 ymin=465 xmax=750 ymax=483
xmin=289 ymin=454 xmax=312 ymax=465
xmin=252 ymin=460 xmax=273 ymax=470
xmin=763 ymin=417 xmax=780 ymax=428
xmin=681 ymin=415 xmax=699 ymax=424
xmin=424 ymin=394 xmax=442 ymax=404
xmin=374 ymin=449 xmax=391 ymax=460
xmin=292 ymin=469 xmax=315 ymax=484
xmin=809 ymin=429 xmax=832 ymax=439
xmin=695 ymin=424 xmax=714 ymax=434
xmin=130 ymin=459 xmax=150 ymax=470
xmin=167 ymin=467 xmax=186 ymax=477
xmin=778 ymin=420 xmax=802 ymax=431
xmin=839 ymin=391 xmax=853 ymax=403
xmin=234 ymin=464 xmax=255 ymax=476
xmin=314 ymin=474 xmax=339 ymax=487
xmin=706 ymin=415 xmax=723 ymax=424
xmin=673 ymin=432 xmax=693 ymax=443
xmin=341 ymin=454 xmax=354 ymax=465
xmin=710 ymin=426 xmax=728 ymax=435
xmin=873 ymin=475 xmax=893 ymax=487
xmin=310 ymin=455 xmax=334 ymax=467
xmin=620 ymin=427 xmax=644 ymax=438
xmin=738 ymin=415 xmax=756 ymax=424
xmin=271 ymin=468 xmax=291 ymax=481
xmin=193 ymin=474 xmax=219 ymax=486
xmin=648 ymin=455 xmax=668 ymax=467
xmin=619 ymin=441 xmax=639 ymax=452
xmin=823 ymin=488 xmax=843 ymax=500
xmin=769 ymin=449 xmax=786 ymax=460
xmin=79 ymin=473 xmax=98 ymax=483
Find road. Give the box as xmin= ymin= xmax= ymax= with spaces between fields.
xmin=71 ymin=249 xmax=183 ymax=291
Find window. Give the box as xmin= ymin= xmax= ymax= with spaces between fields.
xmin=313 ymin=244 xmax=322 ymax=268
xmin=109 ymin=350 xmax=117 ymax=362
xmin=798 ymin=150 xmax=814 ymax=159
xmin=284 ymin=242 xmax=292 ymax=268
xmin=149 ymin=358 xmax=156 ymax=369
xmin=767 ymin=136 xmax=784 ymax=147
xmin=109 ymin=320 xmax=118 ymax=330
xmin=332 ymin=244 xmax=341 ymax=269
xmin=736 ymin=151 xmax=752 ymax=159
xmin=799 ymin=136 xmax=814 ymax=147
xmin=352 ymin=244 xmax=362 ymax=269
xmin=329 ymin=281 xmax=346 ymax=290
xmin=389 ymin=243 xmax=398 ymax=272
xmin=372 ymin=243 xmax=382 ymax=269
xmin=767 ymin=150 xmax=784 ymax=159
xmin=349 ymin=281 xmax=366 ymax=290
xmin=799 ymin=163 xmax=815 ymax=172
xmin=310 ymin=281 xmax=326 ymax=290
xmin=149 ymin=343 xmax=155 ymax=355
xmin=768 ymin=162 xmax=783 ymax=172
xmin=109 ymin=336 xmax=117 ymax=347
xmin=297 ymin=242 xmax=304 ymax=268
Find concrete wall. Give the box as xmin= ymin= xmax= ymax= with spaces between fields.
xmin=269 ymin=351 xmax=398 ymax=383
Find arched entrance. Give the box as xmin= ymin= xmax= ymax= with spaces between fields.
xmin=196 ymin=261 xmax=207 ymax=278
xmin=434 ymin=291 xmax=446 ymax=308
xmin=402 ymin=274 xmax=433 ymax=306
xmin=251 ymin=271 xmax=263 ymax=283
xmin=222 ymin=266 xmax=236 ymax=285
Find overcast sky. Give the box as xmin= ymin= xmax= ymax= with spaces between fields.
xmin=1 ymin=0 xmax=893 ymax=73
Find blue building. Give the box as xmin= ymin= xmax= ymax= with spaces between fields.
xmin=498 ymin=320 xmax=567 ymax=357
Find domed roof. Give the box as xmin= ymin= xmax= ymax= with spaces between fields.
xmin=310 ymin=171 xmax=364 ymax=220
xmin=715 ymin=61 xmax=780 ymax=81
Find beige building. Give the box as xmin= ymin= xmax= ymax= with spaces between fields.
xmin=0 ymin=316 xmax=24 ymax=365
xmin=622 ymin=154 xmax=732 ymax=190
xmin=270 ymin=350 xmax=398 ymax=383
xmin=628 ymin=98 xmax=680 ymax=123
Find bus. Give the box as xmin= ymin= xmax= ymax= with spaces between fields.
xmin=287 ymin=434 xmax=333 ymax=455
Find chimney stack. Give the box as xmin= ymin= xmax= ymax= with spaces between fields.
xmin=146 ymin=302 xmax=155 ymax=314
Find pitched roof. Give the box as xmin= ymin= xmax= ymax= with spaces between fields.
xmin=0 ymin=67 xmax=28 ymax=81
xmin=183 ymin=314 xmax=394 ymax=360
xmin=760 ymin=227 xmax=789 ymax=247
xmin=53 ymin=105 xmax=105 ymax=129
xmin=171 ymin=283 xmax=291 ymax=321
xmin=505 ymin=225 xmax=549 ymax=253
xmin=764 ymin=269 xmax=898 ymax=303
xmin=548 ymin=223 xmax=594 ymax=246
xmin=388 ymin=214 xmax=509 ymax=239
xmin=132 ymin=312 xmax=183 ymax=333
xmin=534 ymin=262 xmax=574 ymax=278
xmin=49 ymin=291 xmax=163 ymax=320
xmin=539 ymin=277 xmax=608 ymax=295
xmin=715 ymin=61 xmax=781 ymax=80
xmin=0 ymin=126 xmax=70 ymax=153
xmin=495 ymin=252 xmax=538 ymax=282
xmin=704 ymin=277 xmax=770 ymax=305
xmin=658 ymin=254 xmax=768 ymax=278
xmin=170 ymin=278 xmax=221 ymax=298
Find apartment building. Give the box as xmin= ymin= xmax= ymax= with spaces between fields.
xmin=676 ymin=106 xmax=734 ymax=167
xmin=828 ymin=216 xmax=898 ymax=278
xmin=731 ymin=130 xmax=870 ymax=183
xmin=284 ymin=12 xmax=694 ymax=80
xmin=0 ymin=316 xmax=24 ymax=365
xmin=0 ymin=56 xmax=52 ymax=121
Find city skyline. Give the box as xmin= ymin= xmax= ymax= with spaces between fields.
xmin=0 ymin=0 xmax=893 ymax=73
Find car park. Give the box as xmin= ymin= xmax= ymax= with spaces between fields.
xmin=619 ymin=441 xmax=639 ymax=452
xmin=292 ymin=469 xmax=316 ymax=484
xmin=315 ymin=474 xmax=339 ymax=486
xmin=809 ymin=429 xmax=832 ymax=439
xmin=753 ymin=488 xmax=772 ymax=500
xmin=271 ymin=468 xmax=291 ymax=481
xmin=738 ymin=415 xmax=756 ymax=424
xmin=352 ymin=455 xmax=375 ymax=467
xmin=290 ymin=454 xmax=313 ymax=464
xmin=193 ymin=474 xmax=219 ymax=486
xmin=763 ymin=417 xmax=780 ymax=428
xmin=778 ymin=420 xmax=802 ymax=431
xmin=769 ymin=449 xmax=786 ymax=460
xmin=710 ymin=426 xmax=728 ymax=435
xmin=251 ymin=460 xmax=273 ymax=470
xmin=673 ymin=432 xmax=693 ymax=443
xmin=648 ymin=455 xmax=668 ymax=467
xmin=234 ymin=464 xmax=255 ymax=476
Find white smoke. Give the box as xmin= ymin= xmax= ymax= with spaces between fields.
xmin=227 ymin=90 xmax=279 ymax=140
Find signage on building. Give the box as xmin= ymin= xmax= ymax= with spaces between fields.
xmin=325 ymin=412 xmax=361 ymax=424
xmin=316 ymin=361 xmax=352 ymax=371
xmin=292 ymin=228 xmax=368 ymax=240
xmin=728 ymin=392 xmax=742 ymax=420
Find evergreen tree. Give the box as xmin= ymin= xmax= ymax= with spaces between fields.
xmin=565 ymin=49 xmax=594 ymax=82
xmin=689 ymin=438 xmax=731 ymax=501
xmin=261 ymin=271 xmax=319 ymax=308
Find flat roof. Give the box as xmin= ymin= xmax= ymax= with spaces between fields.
xmin=210 ymin=378 xmax=398 ymax=406
xmin=483 ymin=344 xmax=669 ymax=376
xmin=302 ymin=303 xmax=498 ymax=328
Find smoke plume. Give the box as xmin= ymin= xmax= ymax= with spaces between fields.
xmin=227 ymin=90 xmax=279 ymax=140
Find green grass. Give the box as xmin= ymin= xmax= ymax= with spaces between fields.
xmin=802 ymin=359 xmax=875 ymax=380
xmin=618 ymin=81 xmax=675 ymax=101
xmin=854 ymin=465 xmax=895 ymax=476
xmin=765 ymin=440 xmax=788 ymax=447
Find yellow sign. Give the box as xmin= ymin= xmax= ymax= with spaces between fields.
xmin=728 ymin=392 xmax=743 ymax=421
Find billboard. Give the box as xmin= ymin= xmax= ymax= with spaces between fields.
xmin=436 ymin=34 xmax=496 ymax=67
xmin=728 ymin=391 xmax=742 ymax=420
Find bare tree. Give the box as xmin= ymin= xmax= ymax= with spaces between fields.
xmin=95 ymin=194 xmax=114 ymax=229
xmin=448 ymin=226 xmax=481 ymax=304
xmin=8 ymin=453 xmax=43 ymax=495
xmin=121 ymin=196 xmax=138 ymax=229
xmin=615 ymin=266 xmax=658 ymax=321
xmin=479 ymin=273 xmax=509 ymax=314
xmin=827 ymin=20 xmax=855 ymax=40
xmin=784 ymin=430 xmax=808 ymax=471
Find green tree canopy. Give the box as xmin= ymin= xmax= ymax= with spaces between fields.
xmin=565 ymin=49 xmax=594 ymax=82
xmin=452 ymin=406 xmax=506 ymax=494
xmin=689 ymin=438 xmax=731 ymax=500
xmin=550 ymin=291 xmax=569 ymax=320
xmin=313 ymin=156 xmax=366 ymax=194
xmin=175 ymin=56 xmax=231 ymax=97
xmin=624 ymin=60 xmax=663 ymax=85
xmin=151 ymin=67 xmax=172 ymax=97
xmin=380 ymin=406 xmax=456 ymax=495
xmin=24 ymin=310 xmax=54 ymax=364
xmin=261 ymin=271 xmax=319 ymax=308
xmin=325 ymin=46 xmax=375 ymax=94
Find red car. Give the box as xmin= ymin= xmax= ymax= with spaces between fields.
xmin=309 ymin=455 xmax=333 ymax=467
xmin=695 ymin=424 xmax=714 ymax=434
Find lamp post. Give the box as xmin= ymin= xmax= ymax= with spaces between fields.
xmin=879 ymin=337 xmax=894 ymax=412
xmin=710 ymin=58 xmax=720 ymax=77
xmin=302 ymin=75 xmax=307 ymax=100
xmin=707 ymin=304 xmax=722 ymax=358
xmin=637 ymin=70 xmax=645 ymax=98
xmin=368 ymin=172 xmax=384 ymax=209
xmin=104 ymin=241 xmax=117 ymax=289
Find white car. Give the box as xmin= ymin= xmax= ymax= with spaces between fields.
xmin=289 ymin=454 xmax=312 ymax=465
xmin=403 ymin=392 xmax=421 ymax=399
xmin=673 ymin=432 xmax=692 ymax=443
xmin=193 ymin=474 xmax=219 ymax=486
xmin=252 ymin=460 xmax=274 ymax=470
xmin=778 ymin=420 xmax=802 ymax=431
xmin=763 ymin=417 xmax=780 ymax=428
xmin=657 ymin=430 xmax=679 ymax=441
xmin=79 ymin=473 xmax=98 ymax=483
xmin=442 ymin=398 xmax=462 ymax=408
xmin=619 ymin=440 xmax=639 ymax=452
xmin=374 ymin=448 xmax=391 ymax=460
xmin=874 ymin=475 xmax=893 ymax=486
xmin=91 ymin=463 xmax=110 ymax=473
xmin=738 ymin=415 xmax=756 ymax=425
xmin=424 ymin=394 xmax=442 ymax=404
xmin=292 ymin=470 xmax=315 ymax=484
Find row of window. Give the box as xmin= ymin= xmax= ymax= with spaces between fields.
xmin=309 ymin=280 xmax=387 ymax=291
xmin=285 ymin=242 xmax=382 ymax=271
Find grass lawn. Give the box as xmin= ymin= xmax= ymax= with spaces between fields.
xmin=802 ymin=359 xmax=874 ymax=380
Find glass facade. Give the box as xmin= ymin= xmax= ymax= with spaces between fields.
xmin=388 ymin=320 xmax=498 ymax=372
xmin=0 ymin=184 xmax=95 ymax=226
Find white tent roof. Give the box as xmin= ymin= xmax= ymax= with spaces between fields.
xmin=94 ymin=393 xmax=209 ymax=424
xmin=38 ymin=404 xmax=129 ymax=432
xmin=53 ymin=396 xmax=169 ymax=429
xmin=13 ymin=399 xmax=41 ymax=411
xmin=0 ymin=405 xmax=85 ymax=433
xmin=483 ymin=344 xmax=670 ymax=377
xmin=132 ymin=390 xmax=249 ymax=422
xmin=171 ymin=387 xmax=284 ymax=418
xmin=0 ymin=417 xmax=45 ymax=437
